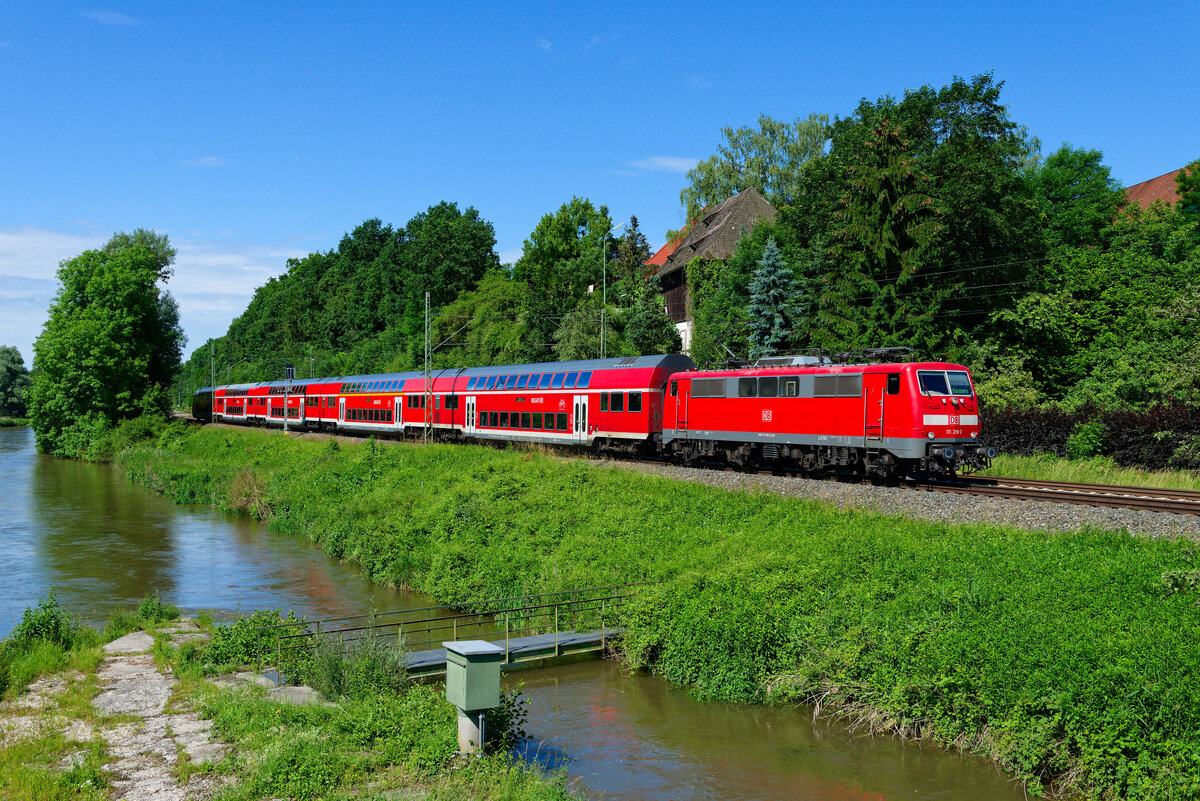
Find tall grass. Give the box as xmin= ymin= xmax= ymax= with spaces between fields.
xmin=118 ymin=423 xmax=1200 ymax=799
xmin=982 ymin=453 xmax=1200 ymax=491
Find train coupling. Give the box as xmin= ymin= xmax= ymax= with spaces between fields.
xmin=930 ymin=444 xmax=997 ymax=472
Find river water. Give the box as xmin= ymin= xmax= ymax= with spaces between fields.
xmin=0 ymin=425 xmax=1024 ymax=800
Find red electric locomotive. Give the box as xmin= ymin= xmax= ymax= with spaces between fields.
xmin=662 ymin=351 xmax=993 ymax=477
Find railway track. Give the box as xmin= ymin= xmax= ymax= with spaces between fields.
xmin=917 ymin=476 xmax=1200 ymax=516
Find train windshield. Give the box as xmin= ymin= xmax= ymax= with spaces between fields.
xmin=947 ymin=371 xmax=974 ymax=397
xmin=918 ymin=370 xmax=974 ymax=397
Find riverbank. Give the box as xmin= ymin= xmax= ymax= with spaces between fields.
xmin=0 ymin=595 xmax=573 ymax=800
xmin=105 ymin=420 xmax=1200 ymax=799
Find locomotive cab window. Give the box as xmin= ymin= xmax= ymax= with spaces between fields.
xmin=782 ymin=378 xmax=799 ymax=398
xmin=917 ymin=371 xmax=950 ymax=396
xmin=670 ymin=380 xmax=678 ymax=397
xmin=887 ymin=373 xmax=901 ymax=395
xmin=738 ymin=378 xmax=758 ymax=398
xmin=947 ymin=371 xmax=973 ymax=397
xmin=759 ymin=377 xmax=778 ymax=398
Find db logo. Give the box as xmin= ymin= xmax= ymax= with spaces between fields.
xmin=558 ymin=399 xmax=567 ymax=411
xmin=949 ymin=414 xmax=960 ymax=425
xmin=762 ymin=409 xmax=773 ymax=422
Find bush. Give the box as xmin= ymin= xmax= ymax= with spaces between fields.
xmin=1067 ymin=419 xmax=1107 ymax=460
xmin=136 ymin=592 xmax=179 ymax=624
xmin=11 ymin=590 xmax=76 ymax=649
xmin=202 ymin=609 xmax=307 ymax=672
xmin=308 ymin=625 xmax=407 ymax=701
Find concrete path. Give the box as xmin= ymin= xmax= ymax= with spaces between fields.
xmin=94 ymin=619 xmax=227 ymax=801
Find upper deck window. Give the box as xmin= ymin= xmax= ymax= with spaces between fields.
xmin=551 ymin=373 xmax=565 ymax=389
xmin=467 ymin=377 xmax=477 ymax=390
xmin=516 ymin=375 xmax=529 ymax=390
xmin=563 ymin=372 xmax=578 ymax=389
xmin=577 ymin=371 xmax=592 ymax=389
xmin=539 ymin=374 xmax=552 ymax=389
xmin=485 ymin=376 xmax=498 ymax=390
xmin=505 ymin=375 xmax=517 ymax=389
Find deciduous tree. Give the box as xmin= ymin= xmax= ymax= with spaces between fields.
xmin=0 ymin=346 xmax=31 ymax=418
xmin=28 ymin=231 xmax=185 ymax=455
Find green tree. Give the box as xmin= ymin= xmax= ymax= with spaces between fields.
xmin=746 ymin=238 xmax=798 ymax=359
xmin=680 ymin=113 xmax=831 ymax=222
xmin=825 ymin=120 xmax=944 ymax=348
xmin=624 ymin=275 xmax=681 ymax=356
xmin=430 ymin=270 xmax=528 ymax=368
xmin=0 ymin=346 xmax=31 ymax=417
xmin=28 ymin=231 xmax=185 ymax=455
xmin=1029 ymin=143 xmax=1124 ymax=248
xmin=513 ymin=197 xmax=612 ymax=291
xmin=613 ymin=215 xmax=652 ymax=305
xmin=1178 ymin=159 xmax=1200 ymax=223
xmin=552 ymin=294 xmax=621 ymax=361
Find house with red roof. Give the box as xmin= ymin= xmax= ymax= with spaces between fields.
xmin=1124 ymin=168 xmax=1184 ymax=209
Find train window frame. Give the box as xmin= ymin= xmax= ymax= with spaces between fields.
xmin=577 ymin=371 xmax=592 ymax=388
xmin=556 ymin=412 xmax=568 ymax=430
xmin=600 ymin=393 xmax=608 ymax=412
xmin=628 ymin=392 xmax=642 ymax=413
xmin=539 ymin=373 xmax=552 ymax=389
xmin=782 ymin=378 xmax=799 ymax=398
xmin=521 ymin=412 xmax=531 ymax=429
xmin=563 ymin=372 xmax=578 ymax=389
xmin=611 ymin=392 xmax=624 ymax=412
xmin=477 ymin=410 xmax=485 ymax=427
xmin=504 ymin=375 xmax=517 ymax=389
xmin=759 ymin=377 xmax=778 ymax=398
xmin=887 ymin=373 xmax=901 ymax=395
xmin=467 ymin=377 xmax=477 ymax=390
xmin=499 ymin=411 xmax=509 ymax=428
xmin=489 ymin=411 xmax=498 ymax=427
xmin=533 ymin=412 xmax=543 ymax=429
xmin=516 ymin=375 xmax=529 ymax=389
xmin=738 ymin=378 xmax=758 ymax=398
xmin=670 ymin=380 xmax=678 ymax=397
xmin=551 ymin=373 xmax=565 ymax=389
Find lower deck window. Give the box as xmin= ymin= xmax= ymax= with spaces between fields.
xmin=556 ymin=412 xmax=567 ymax=430
xmin=489 ymin=411 xmax=498 ymax=427
xmin=499 ymin=411 xmax=509 ymax=427
xmin=533 ymin=412 xmax=542 ymax=429
xmin=521 ymin=412 xmax=531 ymax=429
xmin=628 ymin=392 xmax=642 ymax=412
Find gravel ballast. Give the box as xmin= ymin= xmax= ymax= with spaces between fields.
xmin=615 ymin=461 xmax=1200 ymax=541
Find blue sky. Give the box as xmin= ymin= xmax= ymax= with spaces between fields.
xmin=2 ymin=1 xmax=1198 ymax=366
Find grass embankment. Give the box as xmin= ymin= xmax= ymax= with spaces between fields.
xmin=982 ymin=452 xmax=1200 ymax=492
xmin=114 ymin=423 xmax=1200 ymax=799
xmin=0 ymin=417 xmax=29 ymax=428
xmin=2 ymin=593 xmax=571 ymax=801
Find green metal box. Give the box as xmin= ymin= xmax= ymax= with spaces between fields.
xmin=444 ymin=640 xmax=504 ymax=711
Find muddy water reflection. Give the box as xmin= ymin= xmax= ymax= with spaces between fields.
xmin=510 ymin=661 xmax=1023 ymax=801
xmin=0 ymin=426 xmax=428 ymax=636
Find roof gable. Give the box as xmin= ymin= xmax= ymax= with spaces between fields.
xmin=1125 ymin=168 xmax=1183 ymax=209
xmin=657 ymin=188 xmax=777 ymax=276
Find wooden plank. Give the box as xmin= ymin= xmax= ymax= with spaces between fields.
xmin=404 ymin=627 xmax=621 ymax=675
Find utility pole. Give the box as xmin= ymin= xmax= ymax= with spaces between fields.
xmin=600 ymin=220 xmax=626 ymax=360
xmin=211 ymin=348 xmax=215 ymax=390
xmin=284 ymin=363 xmax=294 ymax=434
xmin=424 ymin=291 xmax=431 ymax=445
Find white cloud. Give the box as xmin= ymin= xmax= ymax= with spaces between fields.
xmin=79 ymin=10 xmax=140 ymax=25
xmin=537 ymin=38 xmax=551 ymax=51
xmin=181 ymin=156 xmax=229 ymax=168
xmin=626 ymin=156 xmax=699 ymax=174
xmin=0 ymin=225 xmax=308 ymax=365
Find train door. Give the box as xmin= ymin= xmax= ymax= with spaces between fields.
xmin=675 ymin=380 xmax=689 ymax=439
xmin=394 ymin=396 xmax=403 ymax=431
xmin=573 ymin=394 xmax=589 ymax=443
xmin=864 ymin=374 xmax=886 ymax=444
xmin=464 ymin=396 xmax=476 ymax=436
xmin=338 ymin=397 xmax=345 ymax=424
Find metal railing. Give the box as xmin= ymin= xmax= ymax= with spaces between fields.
xmin=255 ymin=582 xmax=652 ymax=679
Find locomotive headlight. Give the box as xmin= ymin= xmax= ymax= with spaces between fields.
xmin=971 ymin=431 xmax=978 ymax=439
xmin=926 ymin=431 xmax=935 ymax=440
